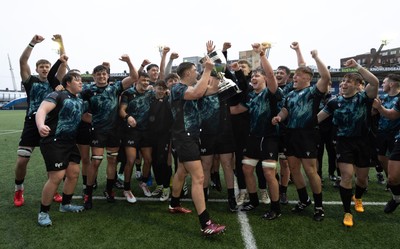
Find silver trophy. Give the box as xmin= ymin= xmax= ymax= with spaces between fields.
xmin=200 ymin=50 xmax=241 ymax=101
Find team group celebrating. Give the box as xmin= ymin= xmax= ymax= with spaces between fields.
xmin=11 ymin=34 xmax=400 ymax=235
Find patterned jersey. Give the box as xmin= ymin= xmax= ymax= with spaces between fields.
xmin=284 ymin=85 xmax=324 ymax=129
xmin=42 ymin=90 xmax=83 ymax=142
xmin=23 ymin=75 xmax=57 ymax=116
xmin=198 ymin=94 xmax=220 ymax=135
xmin=377 ymin=93 xmax=400 ymax=132
xmin=243 ymin=87 xmax=281 ymax=137
xmin=170 ymin=83 xmax=201 ymax=137
xmin=80 ymin=81 xmax=124 ymax=132
xmin=392 ymin=99 xmax=400 ymax=140
xmin=323 ymin=91 xmax=372 ymax=137
xmin=281 ymin=81 xmax=294 ymax=98
xmin=278 ymin=82 xmax=293 ymax=111
xmin=120 ymin=86 xmax=155 ymax=131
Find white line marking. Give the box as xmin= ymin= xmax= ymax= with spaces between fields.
xmin=0 ymin=130 xmax=21 ymax=135
xmin=71 ymin=196 xmax=388 ymax=206
xmin=238 ymin=211 xmax=257 ymax=249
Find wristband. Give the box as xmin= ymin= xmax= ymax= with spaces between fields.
xmin=28 ymin=43 xmax=35 ymax=48
xmin=141 ymin=64 xmax=146 ymax=68
xmin=124 ymin=114 xmax=130 ymax=122
xmin=260 ymin=51 xmax=265 ymax=57
xmin=356 ymin=64 xmax=363 ymax=70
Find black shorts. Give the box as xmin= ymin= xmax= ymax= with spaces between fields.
xmin=285 ymin=128 xmax=319 ymax=158
xmin=336 ymin=137 xmax=371 ymax=168
xmin=90 ymin=127 xmax=121 ymax=148
xmin=172 ymin=135 xmax=200 ymax=162
xmin=40 ymin=139 xmax=81 ymax=172
xmin=376 ymin=130 xmax=397 ymax=157
xmin=76 ymin=121 xmax=91 ymax=145
xmin=389 ymin=139 xmax=400 ymax=161
xmin=199 ymin=133 xmax=235 ymax=156
xmin=122 ymin=128 xmax=153 ymax=148
xmin=278 ymin=124 xmax=287 ymax=154
xmin=243 ymin=135 xmax=279 ymax=161
xmin=19 ymin=115 xmax=41 ymax=147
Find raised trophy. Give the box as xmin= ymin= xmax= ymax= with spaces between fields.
xmin=261 ymin=42 xmax=272 ymax=58
xmin=200 ymin=50 xmax=241 ymax=101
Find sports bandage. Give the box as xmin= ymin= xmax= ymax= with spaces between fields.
xmin=17 ymin=148 xmax=32 ymax=158
xmin=262 ymin=161 xmax=277 ymax=169
xmin=91 ymin=155 xmax=103 ymax=160
xmin=242 ymin=158 xmax=259 ymax=167
xmin=107 ymin=151 xmax=118 ymax=158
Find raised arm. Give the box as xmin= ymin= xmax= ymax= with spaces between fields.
xmin=52 ymin=34 xmax=66 ymax=56
xmin=165 ymin=52 xmax=179 ymax=76
xmin=56 ymin=54 xmax=68 ymax=84
xmin=344 ymin=58 xmax=379 ymax=98
xmin=20 ymin=35 xmax=45 ymax=81
xmin=184 ymin=57 xmax=214 ymax=100
xmin=221 ymin=42 xmax=235 ymax=81
xmin=290 ymin=42 xmax=306 ymax=67
xmin=159 ymin=47 xmax=169 ymax=80
xmin=138 ymin=59 xmax=151 ymax=72
xmin=252 ymin=43 xmax=277 ymax=94
xmin=206 ymin=40 xmax=216 ymax=54
xmin=312 ymin=50 xmax=331 ymax=93
xmin=48 ymin=58 xmax=63 ymax=86
xmin=120 ymin=54 xmax=138 ymax=89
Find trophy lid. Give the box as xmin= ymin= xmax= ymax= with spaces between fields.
xmin=200 ymin=50 xmax=227 ymax=76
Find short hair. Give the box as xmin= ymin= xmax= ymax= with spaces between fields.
xmin=61 ymin=72 xmax=81 ymax=87
xmin=177 ymin=62 xmax=195 ymax=78
xmin=251 ymin=67 xmax=266 ymax=76
xmin=237 ymin=59 xmax=251 ymax=69
xmin=146 ymin=64 xmax=159 ymax=71
xmin=277 ymin=65 xmax=291 ymax=75
xmin=343 ymin=73 xmax=364 ymax=85
xmin=155 ymin=79 xmax=168 ymax=89
xmin=164 ymin=73 xmax=180 ymax=82
xmin=36 ymin=59 xmax=51 ymax=68
xmin=386 ymin=73 xmax=400 ymax=85
xmin=139 ymin=71 xmax=150 ymax=78
xmin=92 ymin=65 xmax=109 ymax=74
xmin=295 ymin=66 xmax=314 ymax=78
xmin=69 ymin=69 xmax=81 ymax=74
